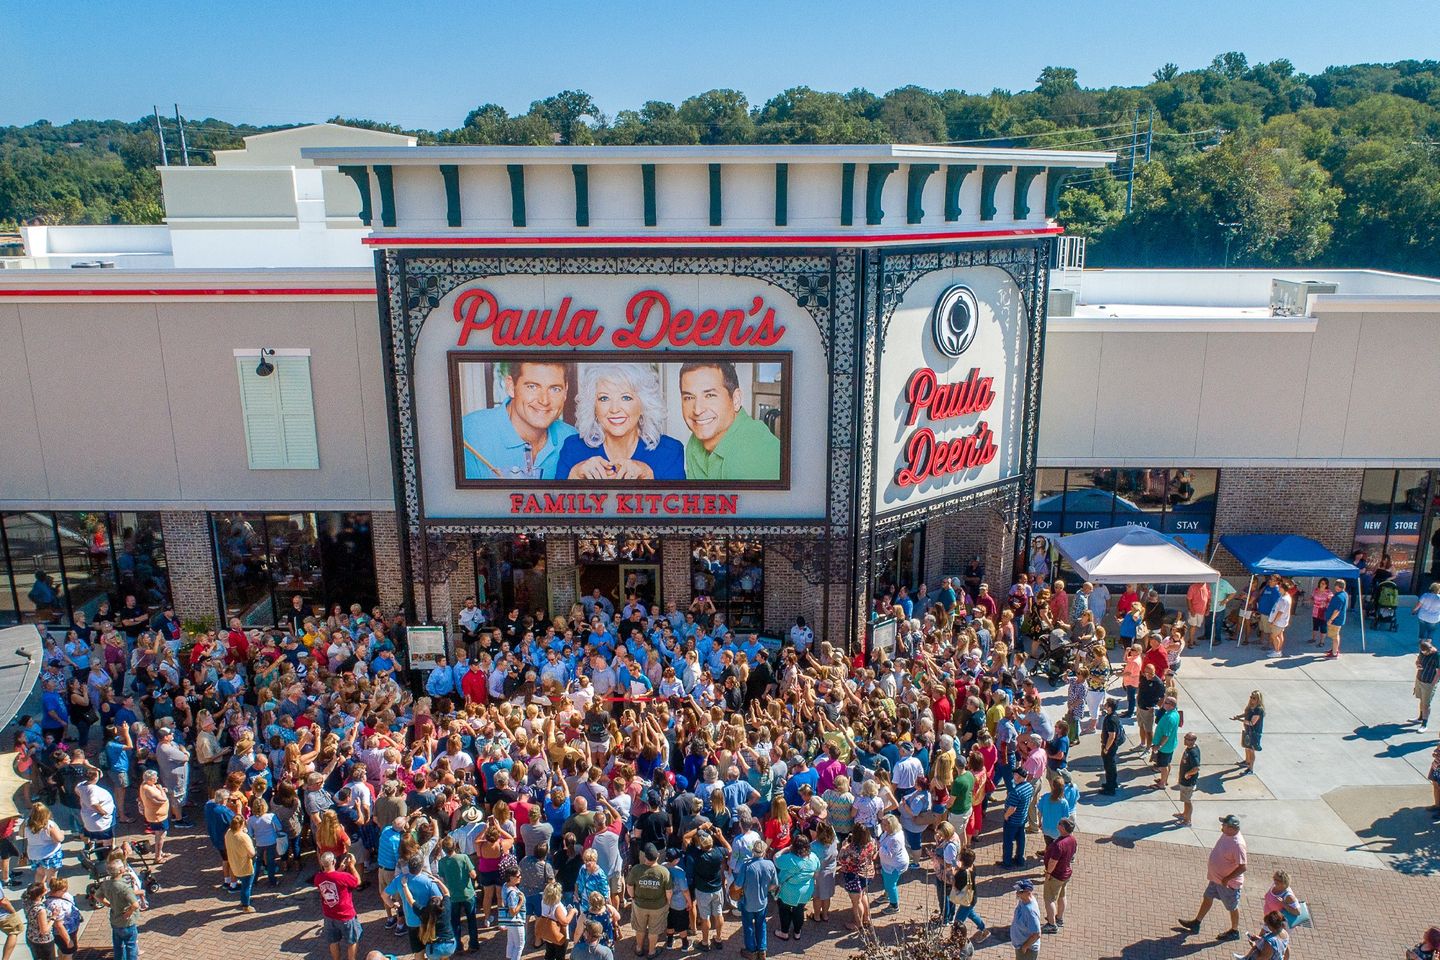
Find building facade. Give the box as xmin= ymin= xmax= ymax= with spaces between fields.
xmin=3 ymin=133 xmax=1438 ymax=648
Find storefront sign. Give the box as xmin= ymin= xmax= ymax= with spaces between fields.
xmin=407 ymin=624 xmax=448 ymax=671
xmin=874 ymin=267 xmax=1028 ymax=514
xmin=508 ymin=492 xmax=740 ymax=515
xmin=454 ymin=288 xmax=788 ymax=349
xmin=414 ymin=274 xmax=830 ymax=522
xmin=894 ymin=366 xmax=998 ymax=487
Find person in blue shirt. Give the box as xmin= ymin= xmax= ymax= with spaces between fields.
xmin=554 ymin=364 xmax=686 ymax=482
xmin=425 ymin=657 xmax=456 ymax=699
xmin=1325 ymin=578 xmax=1349 ymax=658
xmin=461 ymin=361 xmax=578 ymax=481
xmin=385 ymin=856 xmax=444 ymax=936
xmin=39 ymin=681 xmax=69 ymax=738
xmin=1001 ymin=770 xmax=1036 ymax=867
xmin=783 ymin=757 xmax=819 ymax=807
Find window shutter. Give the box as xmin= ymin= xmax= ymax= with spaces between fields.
xmin=236 ymin=356 xmax=319 ymax=470
xmin=274 ymin=356 xmax=320 ymax=468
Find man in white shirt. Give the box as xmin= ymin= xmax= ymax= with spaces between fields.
xmin=458 ymin=597 xmax=486 ymax=653
xmin=788 ymin=616 xmax=813 ymax=654
xmin=1266 ymin=586 xmax=1293 ymax=659
xmin=77 ymin=766 xmax=116 ymax=857
xmin=891 ymin=741 xmax=924 ymax=798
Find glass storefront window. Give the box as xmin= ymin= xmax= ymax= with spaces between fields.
xmin=475 ymin=534 xmax=547 ymax=621
xmin=112 ymin=513 xmax=170 ymax=613
xmin=3 ymin=513 xmax=62 ymax=625
xmin=54 ymin=512 xmax=114 ymax=622
xmin=691 ymin=538 xmax=765 ymax=633
xmin=213 ymin=511 xmax=377 ymax=626
xmin=1354 ymin=469 xmax=1434 ymax=594
xmin=1028 ymin=467 xmax=1220 ymax=593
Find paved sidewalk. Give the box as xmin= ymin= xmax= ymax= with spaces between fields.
xmin=74 ymin=815 xmax=1440 ymax=960
xmin=1052 ymin=605 xmax=1439 ymax=873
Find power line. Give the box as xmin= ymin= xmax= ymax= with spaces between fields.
xmin=929 ymin=120 xmax=1131 ymax=145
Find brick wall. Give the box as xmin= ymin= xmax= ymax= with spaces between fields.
xmin=661 ymin=538 xmax=691 ymax=610
xmin=763 ymin=539 xmax=852 ymax=650
xmin=546 ymin=537 xmax=578 ymax=619
xmin=1212 ymin=467 xmax=1364 ymax=575
xmin=920 ymin=494 xmax=1017 ymax=596
xmin=160 ymin=511 xmax=218 ymax=625
xmin=371 ymin=511 xmax=406 ymax=617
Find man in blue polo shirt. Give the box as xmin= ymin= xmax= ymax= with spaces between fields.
xmin=460 ymin=361 xmax=577 ymax=480
xmin=1325 ymin=578 xmax=1348 ymax=659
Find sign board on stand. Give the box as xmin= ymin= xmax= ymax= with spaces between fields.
xmin=407 ymin=625 xmax=448 ymax=671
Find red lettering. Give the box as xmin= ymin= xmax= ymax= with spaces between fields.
xmin=523 ymin=495 xmax=542 ymax=513
xmin=589 ymin=494 xmax=608 ymax=512
xmin=717 ymin=495 xmax=737 ymax=514
xmin=902 ymin=367 xmax=996 ymax=425
xmin=895 ymin=421 xmax=997 ymax=487
xmin=452 ymin=288 xmax=603 ymax=348
xmin=663 ymin=494 xmax=681 ymax=513
xmin=702 ymin=495 xmax=718 ymax=514
xmin=509 ymin=494 xmax=524 ymax=513
xmin=613 ymin=290 xmax=789 ymax=348
xmin=543 ymin=493 xmax=565 ymax=512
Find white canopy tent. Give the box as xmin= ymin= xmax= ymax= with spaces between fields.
xmin=1051 ymin=525 xmax=1225 ymax=646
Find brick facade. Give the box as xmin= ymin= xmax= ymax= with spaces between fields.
xmin=371 ymin=511 xmax=406 ymax=617
xmin=1212 ymin=467 xmax=1364 ymax=576
xmin=159 ymin=511 xmax=219 ymax=626
xmin=546 ymin=537 xmax=578 ymax=619
xmin=661 ymin=538 xmax=691 ymax=611
xmin=920 ymin=492 xmax=1017 ymax=596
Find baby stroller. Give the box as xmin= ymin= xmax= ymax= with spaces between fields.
xmin=1369 ymin=579 xmax=1400 ymax=631
xmin=84 ymin=838 xmax=160 ymax=910
xmin=1033 ymin=629 xmax=1082 ymax=686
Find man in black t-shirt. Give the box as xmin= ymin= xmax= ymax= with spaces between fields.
xmin=1175 ymin=732 xmax=1201 ymax=825
xmin=117 ymin=595 xmax=148 ymax=642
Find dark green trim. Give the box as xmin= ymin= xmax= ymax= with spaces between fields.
xmin=840 ymin=163 xmax=856 ymax=226
xmin=774 ymin=163 xmax=789 ymax=226
xmin=1013 ymin=166 xmax=1045 ymax=219
xmin=506 ymin=164 xmax=526 ymax=227
xmin=979 ymin=165 xmax=1011 ymax=222
xmin=439 ymin=165 xmax=461 ymax=227
xmin=905 ymin=163 xmax=940 ymax=224
xmin=373 ymin=164 xmax=396 ymax=228
xmin=572 ymin=164 xmax=590 ymax=227
xmin=641 ymin=164 xmax=657 ymax=227
xmin=337 ymin=165 xmax=372 ymax=226
xmin=943 ymin=164 xmax=976 ymax=222
xmin=865 ymin=162 xmax=899 ymax=225
xmin=708 ymin=164 xmax=722 ymax=226
xmin=1044 ymin=167 xmax=1080 ymax=218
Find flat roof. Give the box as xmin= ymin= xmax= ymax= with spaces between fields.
xmin=301 ymin=143 xmax=1116 ymax=167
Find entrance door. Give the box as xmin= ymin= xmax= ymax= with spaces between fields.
xmin=575 ymin=563 xmax=621 ymax=614
xmin=619 ymin=563 xmax=661 ymax=610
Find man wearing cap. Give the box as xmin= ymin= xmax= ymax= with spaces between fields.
xmin=737 ymin=839 xmax=777 ymax=960
xmin=1149 ymin=696 xmax=1180 ymax=791
xmin=1179 ymin=814 xmax=1247 ymax=942
xmin=1001 ymin=768 xmax=1035 ymax=868
xmin=627 ymin=843 xmax=673 ymax=958
xmin=155 ymin=725 xmax=194 ymax=828
xmin=1010 ymin=879 xmax=1043 ymax=960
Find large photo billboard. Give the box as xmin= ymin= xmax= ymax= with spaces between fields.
xmin=449 ymin=352 xmax=789 ymax=487
xmin=411 ymin=273 xmax=829 ymax=521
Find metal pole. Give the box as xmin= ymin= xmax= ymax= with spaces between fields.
xmin=1145 ymin=107 xmax=1154 ymax=163
xmin=153 ymin=107 xmax=168 ymax=166
xmin=174 ymin=104 xmax=189 ymax=166
xmin=1125 ymin=109 xmax=1138 ymax=214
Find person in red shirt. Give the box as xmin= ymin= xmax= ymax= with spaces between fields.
xmin=975 ymin=584 xmax=1000 ymax=622
xmin=461 ymin=662 xmax=488 ymax=706
xmin=1142 ymin=635 xmax=1170 ymax=680
xmin=1040 ymin=817 xmax=1077 ymax=934
xmin=313 ymin=850 xmax=363 ymax=960
xmin=1049 ymin=582 xmax=1071 ymax=627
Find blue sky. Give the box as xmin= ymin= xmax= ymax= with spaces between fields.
xmin=6 ymin=0 xmax=1439 ymax=127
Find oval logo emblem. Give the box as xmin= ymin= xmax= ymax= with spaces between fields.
xmin=932 ymin=285 xmax=979 ymax=358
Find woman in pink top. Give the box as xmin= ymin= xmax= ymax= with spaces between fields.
xmin=1261 ymin=869 xmax=1301 ymax=924
xmin=1309 ymin=578 xmax=1332 ymax=645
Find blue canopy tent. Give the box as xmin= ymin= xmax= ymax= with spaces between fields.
xmin=1218 ymin=534 xmax=1365 ymax=650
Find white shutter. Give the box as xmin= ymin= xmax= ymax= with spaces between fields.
xmin=274 ymin=356 xmax=319 ymax=469
xmin=236 ymin=356 xmax=319 ymax=470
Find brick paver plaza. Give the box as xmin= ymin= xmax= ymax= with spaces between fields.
xmin=63 ymin=612 xmax=1440 ymax=959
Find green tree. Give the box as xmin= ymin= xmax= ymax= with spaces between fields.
xmin=677 ymin=90 xmax=754 ymax=144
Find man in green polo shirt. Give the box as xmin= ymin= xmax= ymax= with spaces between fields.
xmin=678 ymin=361 xmax=781 ymax=481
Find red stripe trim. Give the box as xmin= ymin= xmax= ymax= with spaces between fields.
xmin=0 ymin=287 xmax=376 ymax=298
xmin=361 ymin=226 xmax=1062 ymax=247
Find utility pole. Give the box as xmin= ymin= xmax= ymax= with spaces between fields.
xmin=1125 ymin=109 xmax=1138 ymax=214
xmin=1145 ymin=107 xmax=1154 ymax=163
xmin=1218 ymin=221 xmax=1241 ymax=267
xmin=153 ymin=106 xmax=168 ymax=166
xmin=174 ymin=104 xmax=190 ymax=166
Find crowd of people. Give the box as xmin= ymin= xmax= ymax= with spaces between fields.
xmin=5 ymin=562 xmax=1431 ymax=960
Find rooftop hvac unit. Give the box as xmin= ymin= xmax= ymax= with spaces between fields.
xmin=70 ymin=260 xmax=117 ymax=269
xmin=1047 ymin=288 xmax=1077 ymax=317
xmin=1270 ymin=279 xmax=1338 ymax=316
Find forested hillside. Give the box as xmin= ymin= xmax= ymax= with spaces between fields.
xmin=4 ymin=54 xmax=1439 ymax=273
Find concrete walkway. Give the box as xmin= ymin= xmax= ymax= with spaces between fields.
xmin=1058 ymin=605 xmax=1438 ymax=873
